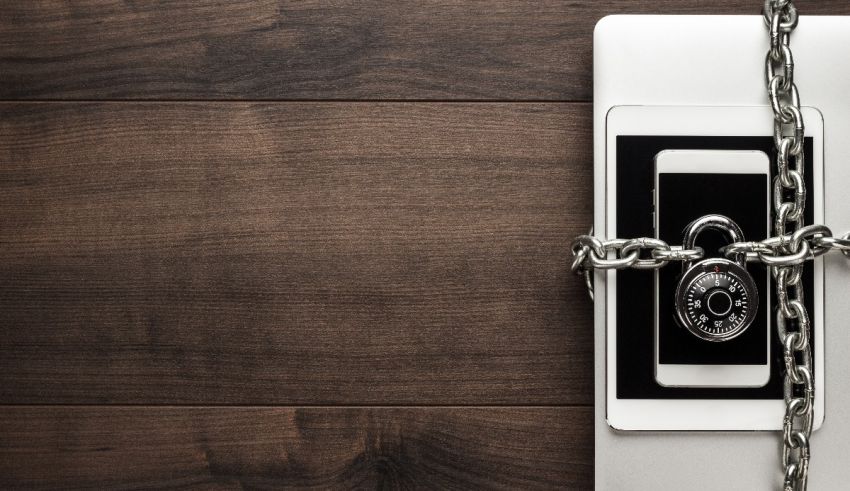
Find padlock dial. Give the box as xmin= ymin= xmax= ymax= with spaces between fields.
xmin=684 ymin=272 xmax=749 ymax=337
xmin=674 ymin=258 xmax=759 ymax=342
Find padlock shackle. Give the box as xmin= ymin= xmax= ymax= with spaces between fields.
xmin=681 ymin=214 xmax=746 ymax=273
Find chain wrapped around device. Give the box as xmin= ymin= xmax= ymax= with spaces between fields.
xmin=763 ymin=1 xmax=811 ymax=488
xmin=570 ymin=1 xmax=850 ymax=489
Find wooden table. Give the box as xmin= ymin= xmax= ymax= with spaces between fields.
xmin=1 ymin=1 xmax=847 ymax=488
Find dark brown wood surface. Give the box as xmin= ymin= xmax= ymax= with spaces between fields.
xmin=0 ymin=102 xmax=592 ymax=404
xmin=0 ymin=407 xmax=592 ymax=489
xmin=3 ymin=1 xmax=850 ymax=489
xmin=1 ymin=1 xmax=847 ymax=101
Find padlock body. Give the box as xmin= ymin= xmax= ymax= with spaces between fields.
xmin=674 ymin=258 xmax=759 ymax=342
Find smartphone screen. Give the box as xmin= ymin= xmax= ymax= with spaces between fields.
xmin=655 ymin=150 xmax=770 ymax=386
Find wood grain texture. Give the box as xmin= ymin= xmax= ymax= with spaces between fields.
xmin=0 ymin=102 xmax=593 ymax=404
xmin=0 ymin=406 xmax=593 ymax=489
xmin=1 ymin=1 xmax=848 ymax=101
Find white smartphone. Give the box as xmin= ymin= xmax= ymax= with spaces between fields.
xmin=654 ymin=150 xmax=771 ymax=388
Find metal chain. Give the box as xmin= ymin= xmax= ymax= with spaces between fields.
xmin=570 ymin=3 xmax=850 ymax=489
xmin=762 ymin=1 xmax=813 ymax=488
xmin=571 ymin=230 xmax=850 ymax=300
xmin=570 ymin=232 xmax=704 ymax=300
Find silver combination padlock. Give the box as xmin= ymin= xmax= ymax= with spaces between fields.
xmin=674 ymin=215 xmax=759 ymax=342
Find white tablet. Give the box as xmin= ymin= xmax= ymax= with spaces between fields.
xmin=603 ymin=105 xmax=824 ymax=431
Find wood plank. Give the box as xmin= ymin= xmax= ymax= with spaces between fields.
xmin=0 ymin=406 xmax=593 ymax=490
xmin=0 ymin=102 xmax=593 ymax=404
xmin=1 ymin=1 xmax=847 ymax=101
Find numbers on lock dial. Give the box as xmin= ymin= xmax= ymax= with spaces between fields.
xmin=685 ymin=272 xmax=750 ymax=337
